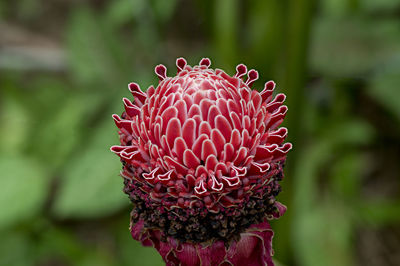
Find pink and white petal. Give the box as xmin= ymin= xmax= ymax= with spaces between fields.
xmin=227 ymin=221 xmax=274 ymax=266
xmin=183 ymin=149 xmax=200 ymax=169
xmin=173 ymin=137 xmax=187 ymax=162
xmin=201 ymin=139 xmax=218 ymax=161
xmin=211 ymin=129 xmax=226 ymax=156
xmin=161 ymin=106 xmax=178 ymax=133
xmin=192 ymin=134 xmax=209 ymax=159
xmin=174 ymin=99 xmax=188 ymax=124
xmin=215 ymin=115 xmax=233 ymax=142
xmin=207 ymin=105 xmax=221 ymax=128
xmin=199 ymin=121 xmax=212 ymax=137
xmin=128 ymin=82 xmax=147 ymax=107
xmin=182 ymin=118 xmax=196 ymax=148
xmin=260 ymin=81 xmax=275 ymax=103
xmin=164 ymin=156 xmax=189 ymax=175
xmin=205 ymin=155 xmax=218 ymax=172
xmin=222 ymin=143 xmax=235 ymax=162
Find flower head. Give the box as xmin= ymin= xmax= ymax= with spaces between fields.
xmin=111 ymin=58 xmax=292 ymax=265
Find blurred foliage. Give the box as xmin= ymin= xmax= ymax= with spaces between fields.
xmin=0 ymin=156 xmax=49 ymax=230
xmin=1 ymin=0 xmax=400 ymax=265
xmin=52 ymin=117 xmax=128 ymax=218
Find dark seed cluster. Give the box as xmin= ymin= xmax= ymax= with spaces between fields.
xmin=123 ymin=163 xmax=284 ymax=244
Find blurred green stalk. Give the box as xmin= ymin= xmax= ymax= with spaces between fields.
xmin=214 ymin=0 xmax=239 ymax=69
xmin=274 ymin=0 xmax=317 ymax=264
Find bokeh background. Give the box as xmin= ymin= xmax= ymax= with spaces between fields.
xmin=1 ymin=0 xmax=400 ymax=265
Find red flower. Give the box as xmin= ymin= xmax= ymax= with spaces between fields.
xmin=111 ymin=58 xmax=291 ymax=265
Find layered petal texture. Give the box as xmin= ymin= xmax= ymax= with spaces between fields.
xmin=131 ymin=219 xmax=276 ymax=266
xmin=111 ymin=58 xmax=292 ymax=265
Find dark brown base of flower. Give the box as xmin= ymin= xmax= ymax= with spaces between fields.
xmin=124 ymin=175 xmax=284 ymax=245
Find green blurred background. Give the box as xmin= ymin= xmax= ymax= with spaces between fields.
xmin=1 ymin=0 xmax=399 ymax=265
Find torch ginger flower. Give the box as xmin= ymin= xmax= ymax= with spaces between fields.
xmin=111 ymin=58 xmax=292 ymax=266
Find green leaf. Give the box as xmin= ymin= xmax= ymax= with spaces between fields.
xmin=29 ymin=95 xmax=94 ymax=170
xmin=52 ymin=118 xmax=128 ymax=218
xmin=0 ymin=97 xmax=31 ymax=154
xmin=67 ymin=8 xmax=128 ymax=87
xmin=0 ymin=156 xmax=49 ymax=229
xmin=294 ymin=202 xmax=354 ymax=266
xmin=104 ymin=0 xmax=146 ymax=28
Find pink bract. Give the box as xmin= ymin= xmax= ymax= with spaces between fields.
xmin=132 ymin=219 xmax=276 ymax=266
xmin=111 ymin=58 xmax=292 ymax=265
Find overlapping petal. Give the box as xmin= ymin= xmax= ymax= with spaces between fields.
xmin=112 ymin=58 xmax=292 ymax=266
xmin=111 ymin=58 xmax=291 ymax=211
xmin=131 ymin=219 xmax=276 ymax=266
